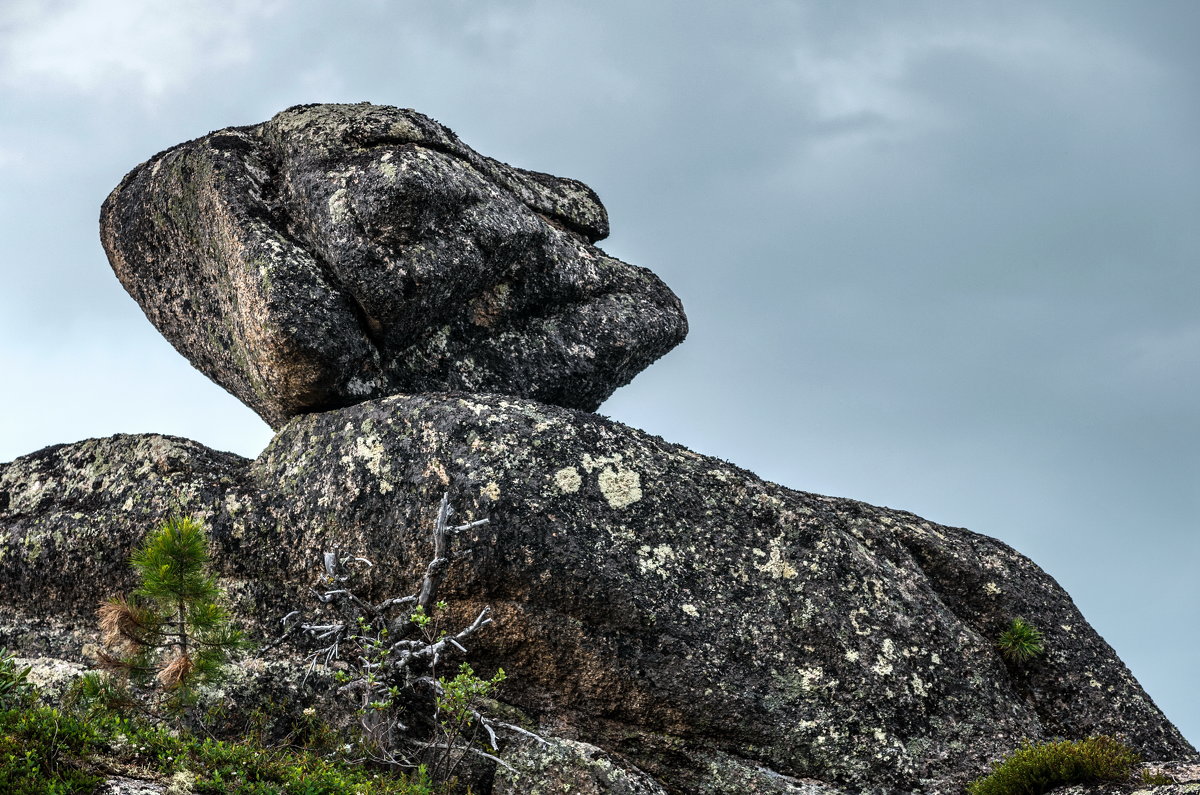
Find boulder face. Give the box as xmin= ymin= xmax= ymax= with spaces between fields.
xmin=0 ymin=394 xmax=1192 ymax=794
xmin=99 ymin=103 xmax=687 ymax=428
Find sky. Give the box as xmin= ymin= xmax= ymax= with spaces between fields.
xmin=1 ymin=0 xmax=1196 ymax=747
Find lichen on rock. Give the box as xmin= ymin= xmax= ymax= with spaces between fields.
xmin=1 ymin=394 xmax=1193 ymax=793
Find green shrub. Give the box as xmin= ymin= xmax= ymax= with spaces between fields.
xmin=967 ymin=736 xmax=1142 ymax=795
xmin=1140 ymin=769 xmax=1176 ymax=786
xmin=0 ymin=705 xmax=104 ymax=793
xmin=996 ymin=618 xmax=1044 ymax=663
xmin=428 ymin=662 xmax=507 ymax=783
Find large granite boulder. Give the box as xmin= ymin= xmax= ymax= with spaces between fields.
xmin=99 ymin=104 xmax=687 ymax=428
xmin=0 ymin=394 xmax=1192 ymax=793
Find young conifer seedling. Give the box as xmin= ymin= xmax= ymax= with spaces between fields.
xmin=97 ymin=516 xmax=246 ymax=718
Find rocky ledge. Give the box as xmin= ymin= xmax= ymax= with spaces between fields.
xmin=1 ymin=393 xmax=1193 ymax=793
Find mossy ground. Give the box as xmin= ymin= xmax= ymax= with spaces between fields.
xmin=0 ymin=699 xmax=435 ymax=794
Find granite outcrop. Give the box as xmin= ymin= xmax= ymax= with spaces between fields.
xmin=0 ymin=394 xmax=1193 ymax=793
xmin=3 ymin=104 xmax=1194 ymax=794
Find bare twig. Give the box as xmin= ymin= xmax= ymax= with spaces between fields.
xmin=277 ymin=492 xmax=523 ymax=782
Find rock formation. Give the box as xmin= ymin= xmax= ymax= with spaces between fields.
xmin=100 ymin=103 xmax=687 ymax=428
xmin=0 ymin=394 xmax=1193 ymax=792
xmin=0 ymin=104 xmax=1194 ymax=793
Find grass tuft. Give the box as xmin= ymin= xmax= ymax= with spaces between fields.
xmin=996 ymin=618 xmax=1044 ymax=663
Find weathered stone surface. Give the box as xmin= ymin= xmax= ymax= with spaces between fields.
xmin=496 ymin=737 xmax=669 ymax=794
xmin=95 ymin=777 xmax=165 ymax=795
xmin=17 ymin=656 xmax=87 ymax=703
xmin=0 ymin=433 xmax=248 ymax=657
xmin=0 ymin=395 xmax=1193 ymax=793
xmin=100 ymin=103 xmax=687 ymax=428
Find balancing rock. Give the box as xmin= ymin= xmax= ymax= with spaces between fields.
xmin=100 ymin=103 xmax=687 ymax=428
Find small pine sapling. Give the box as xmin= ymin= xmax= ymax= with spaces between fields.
xmin=96 ymin=516 xmax=247 ymax=719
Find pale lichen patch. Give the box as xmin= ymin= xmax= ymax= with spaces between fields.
xmin=983 ymin=581 xmax=1002 ymax=596
xmin=872 ymin=642 xmax=898 ymax=677
xmin=345 ymin=376 xmax=377 ymax=396
xmin=327 ymin=187 xmax=350 ymax=224
xmin=580 ymin=452 xmax=623 ymax=473
xmin=607 ymin=524 xmax=635 ymax=543
xmin=480 ymin=481 xmax=501 ymax=502
xmin=849 ymin=607 xmax=873 ymax=637
xmin=598 ymin=466 xmax=642 ymax=509
xmin=798 ymin=666 xmax=824 ymax=692
xmin=637 ymin=544 xmax=675 ymax=577
xmin=553 ymin=466 xmax=582 ymax=494
xmin=753 ymin=538 xmax=798 ymax=580
xmin=423 ymin=459 xmax=449 ymax=487
xmin=378 ymin=151 xmax=398 ymax=181
xmin=681 ymin=604 xmax=699 ymax=617
xmin=341 ymin=434 xmax=393 ymax=493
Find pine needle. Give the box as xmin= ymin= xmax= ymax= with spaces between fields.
xmin=157 ymin=653 xmax=194 ymax=690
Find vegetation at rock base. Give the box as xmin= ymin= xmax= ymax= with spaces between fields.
xmin=0 ymin=496 xmax=525 ymax=792
xmin=0 ymin=650 xmax=32 ymax=708
xmin=0 ymin=693 xmax=436 ymax=793
xmin=996 ymin=617 xmax=1045 ymax=664
xmin=0 ymin=515 xmax=444 ymax=793
xmin=95 ymin=516 xmax=249 ymax=721
xmin=280 ymin=493 xmax=529 ymax=786
xmin=429 ymin=662 xmax=507 ymax=784
xmin=966 ymin=735 xmax=1143 ymax=795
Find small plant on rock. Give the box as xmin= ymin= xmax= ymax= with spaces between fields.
xmin=96 ymin=516 xmax=247 ymax=720
xmin=279 ymin=493 xmax=538 ymax=784
xmin=967 ymin=735 xmax=1142 ymax=795
xmin=428 ymin=661 xmax=507 ymax=783
xmin=996 ymin=617 xmax=1044 ymax=663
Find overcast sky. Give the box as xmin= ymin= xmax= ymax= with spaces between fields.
xmin=1 ymin=0 xmax=1196 ymax=747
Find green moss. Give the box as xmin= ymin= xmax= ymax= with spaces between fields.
xmin=967 ymin=736 xmax=1142 ymax=795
